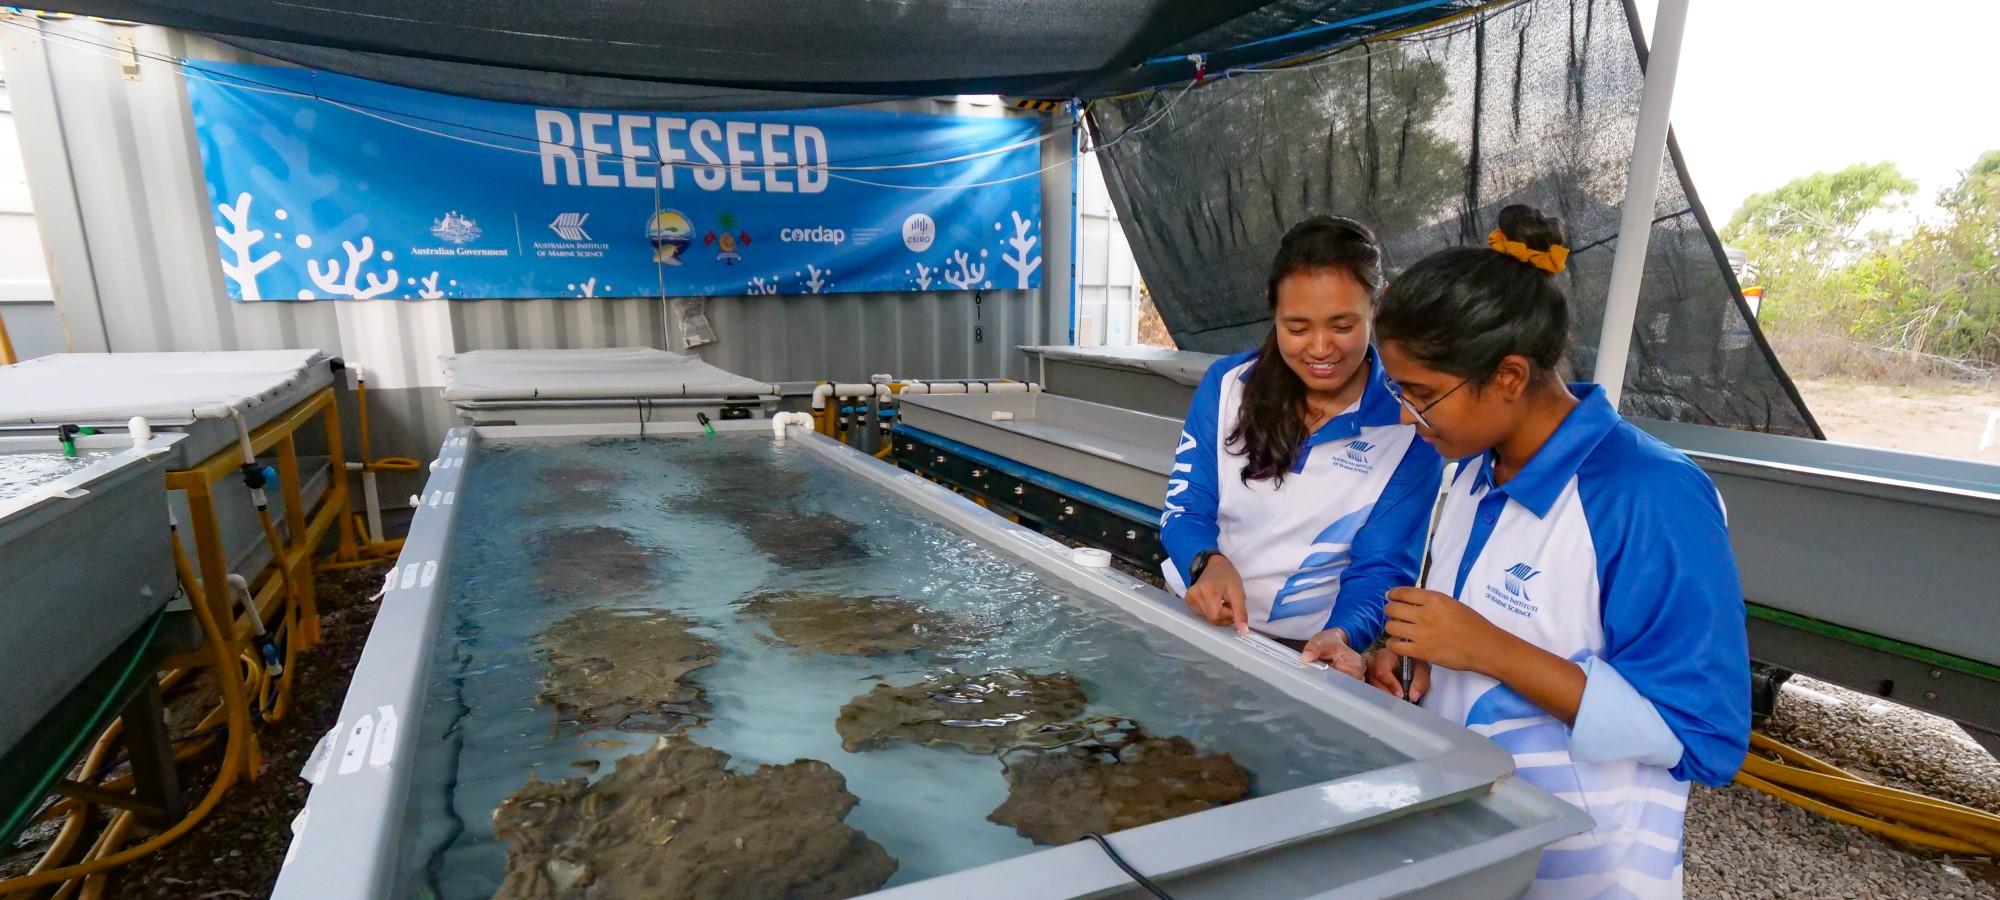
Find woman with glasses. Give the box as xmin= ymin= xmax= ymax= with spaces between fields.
xmin=1160 ymin=216 xmax=1443 ymax=677
xmin=1366 ymin=204 xmax=1749 ymax=899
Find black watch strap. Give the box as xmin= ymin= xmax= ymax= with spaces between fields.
xmin=1190 ymin=549 xmax=1220 ymax=583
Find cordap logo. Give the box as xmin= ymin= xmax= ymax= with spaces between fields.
xmin=780 ymin=226 xmax=847 ymax=245
xmin=1345 ymin=440 xmax=1375 ymax=464
xmin=547 ymin=212 xmax=592 ymax=241
xmin=430 ymin=211 xmax=482 ymax=244
xmin=1503 ymin=563 xmax=1540 ymax=598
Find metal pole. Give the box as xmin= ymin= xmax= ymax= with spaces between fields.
xmin=1591 ymin=0 xmax=1690 ymax=406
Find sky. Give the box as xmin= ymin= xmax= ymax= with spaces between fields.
xmin=1641 ymin=1 xmax=2000 ymax=229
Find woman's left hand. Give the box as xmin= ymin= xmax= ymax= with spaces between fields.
xmin=1382 ymin=587 xmax=1511 ymax=675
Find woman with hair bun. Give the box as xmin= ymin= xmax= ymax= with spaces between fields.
xmin=1366 ymin=204 xmax=1749 ymax=899
xmin=1160 ymin=215 xmax=1443 ymax=676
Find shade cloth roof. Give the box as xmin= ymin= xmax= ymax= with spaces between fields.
xmin=38 ymin=1 xmax=1485 ymax=106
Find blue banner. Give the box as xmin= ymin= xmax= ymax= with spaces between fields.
xmin=185 ymin=63 xmax=1045 ymax=301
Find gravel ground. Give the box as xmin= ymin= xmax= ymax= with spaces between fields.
xmin=107 ymin=561 xmax=390 ymax=899
xmin=1685 ymin=676 xmax=2000 ymax=899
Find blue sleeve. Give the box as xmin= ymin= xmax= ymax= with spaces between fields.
xmin=1578 ymin=439 xmax=1751 ymax=787
xmin=1159 ymin=358 xmax=1235 ymax=586
xmin=1324 ymin=436 xmax=1442 ymax=648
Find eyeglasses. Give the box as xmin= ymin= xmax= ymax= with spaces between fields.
xmin=1386 ymin=377 xmax=1471 ymax=430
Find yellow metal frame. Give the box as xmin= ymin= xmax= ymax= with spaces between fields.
xmin=3 ymin=384 xmax=367 ymax=895
xmin=159 ymin=386 xmax=357 ymax=753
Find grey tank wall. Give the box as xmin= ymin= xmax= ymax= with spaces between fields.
xmin=0 ymin=17 xmax=1074 ymax=466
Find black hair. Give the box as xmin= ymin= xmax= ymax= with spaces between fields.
xmin=1374 ymin=204 xmax=1571 ymax=383
xmin=1228 ymin=215 xmax=1384 ymax=485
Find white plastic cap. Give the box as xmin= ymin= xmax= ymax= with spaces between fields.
xmin=128 ymin=416 xmax=152 ymax=447
xmin=1069 ymin=547 xmax=1113 ymax=568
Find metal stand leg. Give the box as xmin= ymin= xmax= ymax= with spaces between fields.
xmin=121 ymin=678 xmax=183 ymax=826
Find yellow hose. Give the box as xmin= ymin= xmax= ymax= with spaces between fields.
xmin=10 ymin=374 xmax=412 ymax=893
xmin=1736 ymin=730 xmax=2000 ymax=855
xmin=0 ymin=530 xmax=257 ymax=895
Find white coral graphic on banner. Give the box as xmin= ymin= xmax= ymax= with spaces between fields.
xmin=804 ymin=264 xmax=831 ymax=294
xmin=416 ymin=272 xmax=445 ymax=299
xmin=748 ymin=276 xmax=780 ymax=295
xmin=998 ymin=211 xmax=1042 ymax=288
xmin=565 ymin=277 xmax=602 ymax=298
xmin=942 ymin=249 xmax=985 ymax=291
xmin=307 ymin=236 xmax=399 ymax=300
xmin=909 ymin=262 xmax=934 ymax=291
xmin=215 ymin=192 xmax=279 ymax=301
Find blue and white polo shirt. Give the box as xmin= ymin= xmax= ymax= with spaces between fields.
xmin=1160 ymin=349 xmax=1443 ymax=644
xmin=1421 ymin=384 xmax=1750 ymax=899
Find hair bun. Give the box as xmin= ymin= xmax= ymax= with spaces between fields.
xmin=1496 ymin=204 xmax=1566 ymax=252
xmin=1489 ymin=205 xmax=1568 ymax=274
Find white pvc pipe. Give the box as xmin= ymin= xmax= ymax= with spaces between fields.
xmin=362 ymin=470 xmax=384 ymax=543
xmin=770 ymin=411 xmax=813 ymax=440
xmin=1591 ymin=0 xmax=1689 ymax=407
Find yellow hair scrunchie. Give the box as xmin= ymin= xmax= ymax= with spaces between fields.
xmin=1487 ymin=229 xmax=1569 ymax=274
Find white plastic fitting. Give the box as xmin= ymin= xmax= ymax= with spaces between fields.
xmin=770 ymin=412 xmax=813 ymax=440
xmin=128 ymin=416 xmax=152 ymax=448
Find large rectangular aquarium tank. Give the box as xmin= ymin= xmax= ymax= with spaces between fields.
xmin=0 ymin=430 xmax=184 ymax=760
xmin=277 ymin=422 xmax=1589 ymax=900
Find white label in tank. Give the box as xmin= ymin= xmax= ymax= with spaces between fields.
xmin=420 ymin=560 xmax=438 ymax=587
xmin=1236 ymin=632 xmax=1330 ymax=671
xmin=283 ymin=808 xmax=308 ymax=867
xmin=338 ymin=715 xmax=374 ymax=775
xmin=303 ymin=725 xmax=338 ymax=784
xmin=369 ymin=705 xmax=397 ymax=766
xmin=400 ymin=565 xmax=420 ymax=590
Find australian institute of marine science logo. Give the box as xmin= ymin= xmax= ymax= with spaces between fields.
xmin=1485 ymin=562 xmax=1542 ymax=618
xmin=1330 ymin=438 xmax=1376 ymax=474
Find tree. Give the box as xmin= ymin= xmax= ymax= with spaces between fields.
xmin=1724 ymin=162 xmax=1915 ymax=262
xmin=1727 ymin=157 xmax=2000 ymax=371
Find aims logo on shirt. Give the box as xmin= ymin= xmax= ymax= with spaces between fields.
xmin=1330 ymin=439 xmax=1376 ymax=474
xmin=1486 ymin=563 xmax=1543 ymax=618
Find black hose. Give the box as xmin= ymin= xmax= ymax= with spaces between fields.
xmin=1082 ymin=832 xmax=1174 ymax=900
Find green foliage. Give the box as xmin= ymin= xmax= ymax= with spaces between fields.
xmin=1726 ymin=157 xmax=2000 ymax=371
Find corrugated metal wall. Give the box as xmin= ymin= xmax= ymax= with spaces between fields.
xmin=1075 ymin=152 xmax=1141 ymax=348
xmin=0 ymin=16 xmax=1074 ymax=420
xmin=0 ymin=43 xmax=62 ymax=359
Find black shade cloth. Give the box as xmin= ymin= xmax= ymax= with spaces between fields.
xmin=44 ymin=1 xmax=1480 ymax=105
xmin=1091 ymin=0 xmax=1819 ymax=436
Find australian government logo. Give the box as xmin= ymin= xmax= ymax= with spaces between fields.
xmin=1484 ymin=562 xmax=1541 ymax=617
xmin=413 ymin=210 xmax=509 ymax=258
xmin=1330 ymin=439 xmax=1376 ymax=474
xmin=535 ymin=211 xmax=608 ymax=259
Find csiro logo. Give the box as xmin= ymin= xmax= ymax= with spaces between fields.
xmin=1345 ymin=440 xmax=1375 ymax=463
xmin=1503 ymin=563 xmax=1540 ymax=598
xmin=902 ymin=213 xmax=936 ymax=252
